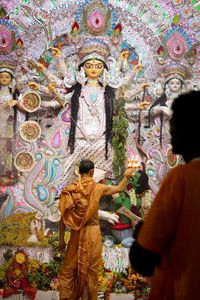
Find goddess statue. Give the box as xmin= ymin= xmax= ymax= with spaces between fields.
xmin=149 ymin=63 xmax=188 ymax=145
xmin=33 ymin=39 xmax=149 ymax=194
xmin=0 ymin=62 xmax=20 ymax=186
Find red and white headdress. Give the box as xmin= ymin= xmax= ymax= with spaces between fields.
xmin=164 ymin=62 xmax=189 ymax=82
xmin=78 ymin=38 xmax=110 ymax=64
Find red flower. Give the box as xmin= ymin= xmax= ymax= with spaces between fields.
xmin=127 ymin=183 xmax=133 ymax=191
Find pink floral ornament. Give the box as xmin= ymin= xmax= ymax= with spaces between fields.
xmin=88 ymin=10 xmax=105 ymax=32
xmin=61 ymin=107 xmax=71 ymax=124
xmin=167 ymin=32 xmax=187 ymax=59
xmin=0 ymin=25 xmax=12 ymax=54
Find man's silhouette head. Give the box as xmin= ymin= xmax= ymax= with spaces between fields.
xmin=170 ymin=90 xmax=200 ymax=162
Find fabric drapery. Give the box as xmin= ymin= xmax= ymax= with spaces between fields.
xmin=59 ymin=177 xmax=104 ymax=300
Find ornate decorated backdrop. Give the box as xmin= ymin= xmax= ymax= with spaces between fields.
xmin=0 ymin=2 xmax=199 ymax=297
xmin=0 ymin=0 xmax=199 ymax=224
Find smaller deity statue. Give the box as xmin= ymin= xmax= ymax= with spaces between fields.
xmin=27 ymin=211 xmax=49 ymax=243
xmin=0 ymin=62 xmax=20 ymax=186
xmin=140 ymin=63 xmax=189 ymax=191
xmin=148 ymin=63 xmax=188 ymax=145
xmin=0 ymin=62 xmax=19 ymax=135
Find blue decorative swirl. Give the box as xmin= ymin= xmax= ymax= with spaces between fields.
xmin=3 ymin=190 xmax=14 ymax=218
xmin=36 ymin=186 xmax=49 ymax=202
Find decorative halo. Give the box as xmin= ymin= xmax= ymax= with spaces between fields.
xmin=21 ymin=91 xmax=41 ymax=113
xmin=19 ymin=121 xmax=41 ymax=143
xmin=14 ymin=151 xmax=35 ymax=172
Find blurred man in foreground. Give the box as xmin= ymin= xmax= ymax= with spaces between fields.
xmin=129 ymin=91 xmax=200 ymax=300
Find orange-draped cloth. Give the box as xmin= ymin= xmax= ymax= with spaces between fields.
xmin=58 ymin=177 xmax=105 ymax=300
xmin=138 ymin=161 xmax=200 ymax=300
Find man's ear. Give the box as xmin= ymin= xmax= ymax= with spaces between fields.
xmin=90 ymin=169 xmax=94 ymax=177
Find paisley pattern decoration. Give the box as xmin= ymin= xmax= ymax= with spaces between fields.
xmin=51 ymin=131 xmax=61 ymax=148
xmin=21 ymin=91 xmax=41 ymax=113
xmin=2 ymin=189 xmax=14 ymax=217
xmin=36 ymin=186 xmax=48 ymax=202
xmin=19 ymin=121 xmax=41 ymax=143
xmin=41 ymin=158 xmax=60 ymax=185
xmin=166 ymin=148 xmax=179 ymax=168
xmin=61 ymin=106 xmax=71 ymax=123
xmin=14 ymin=151 xmax=35 ymax=172
xmin=23 ymin=152 xmax=49 ymax=213
xmin=0 ymin=25 xmax=13 ymax=54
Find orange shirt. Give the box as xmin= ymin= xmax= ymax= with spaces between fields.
xmin=59 ymin=177 xmax=104 ymax=229
xmin=138 ymin=160 xmax=200 ymax=300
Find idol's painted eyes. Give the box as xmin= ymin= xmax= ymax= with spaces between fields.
xmin=84 ymin=63 xmax=103 ymax=69
xmin=0 ymin=74 xmax=11 ymax=79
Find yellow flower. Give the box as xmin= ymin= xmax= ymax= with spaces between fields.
xmin=15 ymin=252 xmax=27 ymax=264
xmin=30 ymin=281 xmax=38 ymax=288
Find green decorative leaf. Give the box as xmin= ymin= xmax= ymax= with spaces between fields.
xmin=173 ymin=14 xmax=180 ymax=25
xmin=0 ymin=7 xmax=7 ymax=17
xmin=112 ymin=101 xmax=128 ymax=182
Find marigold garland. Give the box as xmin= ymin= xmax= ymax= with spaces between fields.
xmin=0 ymin=227 xmax=149 ymax=298
xmin=0 ymin=246 xmax=150 ymax=299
